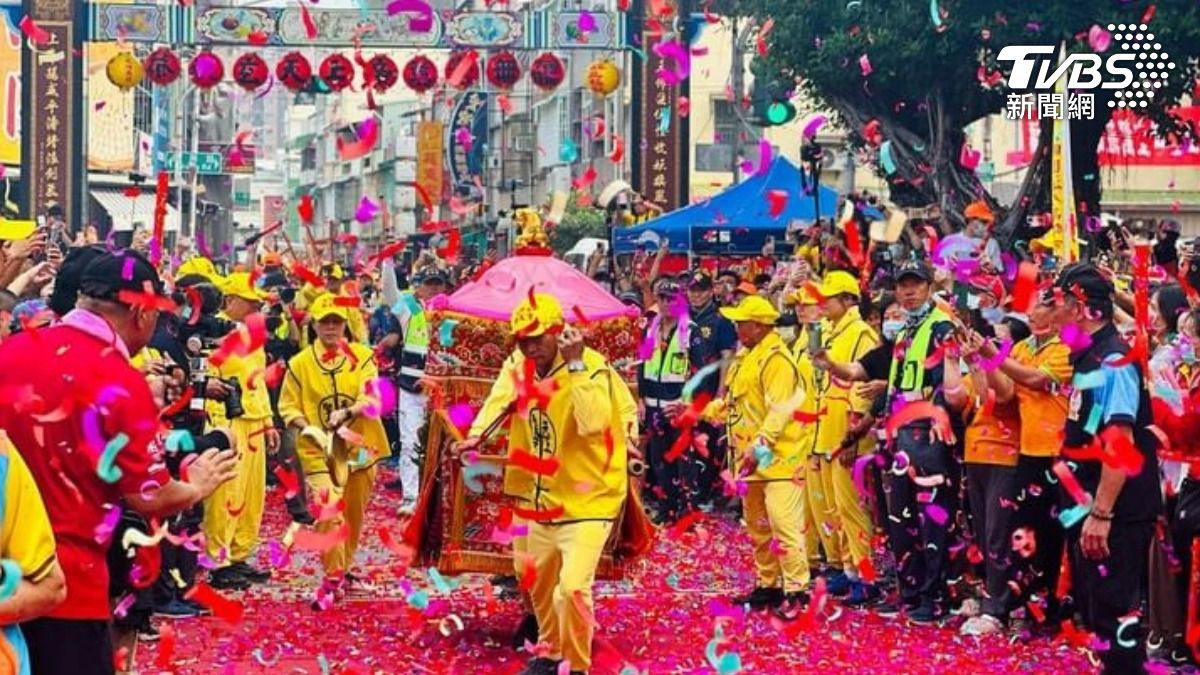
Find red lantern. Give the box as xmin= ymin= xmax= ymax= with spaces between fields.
xmin=444 ymin=50 xmax=480 ymax=90
xmin=364 ymin=54 xmax=399 ymax=92
xmin=189 ymin=52 xmax=224 ymax=89
xmin=143 ymin=47 xmax=181 ymax=87
xmin=530 ymin=53 xmax=565 ymax=91
xmin=232 ymin=53 xmax=269 ymax=91
xmin=276 ymin=51 xmax=312 ymax=92
xmin=403 ymin=55 xmax=438 ymax=94
xmin=486 ymin=51 xmax=522 ymax=90
xmin=319 ymin=53 xmax=355 ymax=91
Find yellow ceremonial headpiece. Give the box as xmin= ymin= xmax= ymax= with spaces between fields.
xmin=511 ymin=292 xmax=564 ymax=337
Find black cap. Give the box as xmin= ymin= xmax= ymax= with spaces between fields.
xmin=895 ymin=260 xmax=932 ymax=283
xmin=1055 ymin=263 xmax=1114 ymax=317
xmin=417 ymin=269 xmax=448 ymax=285
xmin=79 ymin=250 xmax=167 ymax=303
xmin=48 ymin=244 xmax=109 ymax=317
xmin=688 ymin=271 xmax=713 ymax=290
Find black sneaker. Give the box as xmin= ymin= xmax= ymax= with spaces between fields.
xmin=842 ymin=581 xmax=883 ymax=608
xmin=208 ymin=566 xmax=251 ymax=591
xmin=230 ymin=561 xmax=271 ymax=584
xmin=291 ymin=511 xmax=316 ymax=526
xmin=137 ymin=619 xmax=160 ymax=642
xmin=772 ymin=591 xmax=811 ymax=621
xmin=731 ymin=586 xmax=784 ymax=610
xmin=519 ymin=657 xmax=562 ymax=675
xmin=511 ymin=613 xmax=539 ymax=651
xmin=153 ymin=598 xmax=202 ymax=619
xmin=184 ymin=598 xmax=212 ymax=616
xmin=907 ymin=601 xmax=946 ymax=626
xmin=875 ymin=597 xmax=919 ymax=618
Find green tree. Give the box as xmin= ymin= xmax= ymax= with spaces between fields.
xmin=549 ymin=194 xmax=608 ymax=253
xmin=734 ymin=0 xmax=1200 ymax=239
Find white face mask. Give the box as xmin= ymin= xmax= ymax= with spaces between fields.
xmin=882 ymin=319 xmax=905 ymax=341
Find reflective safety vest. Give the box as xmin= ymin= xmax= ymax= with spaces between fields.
xmin=641 ymin=322 xmax=690 ymax=408
xmin=887 ymin=308 xmax=951 ymax=401
xmin=398 ymin=293 xmax=428 ymax=393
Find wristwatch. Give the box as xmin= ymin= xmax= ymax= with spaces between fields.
xmin=567 ymin=360 xmax=587 ymax=373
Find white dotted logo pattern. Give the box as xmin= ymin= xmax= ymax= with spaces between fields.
xmin=1107 ymin=23 xmax=1175 ymax=109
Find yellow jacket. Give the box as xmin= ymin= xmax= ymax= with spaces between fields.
xmin=813 ymin=307 xmax=878 ymax=455
xmin=469 ymin=347 xmax=629 ymax=523
xmin=278 ymin=342 xmax=389 ymax=476
xmin=207 ymin=314 xmax=272 ymax=424
xmin=718 ymin=331 xmax=810 ymax=482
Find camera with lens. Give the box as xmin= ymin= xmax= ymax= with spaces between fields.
xmin=183 ymin=335 xmax=246 ymax=421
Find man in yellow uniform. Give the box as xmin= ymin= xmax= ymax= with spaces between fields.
xmin=788 ymin=284 xmax=825 ymax=577
xmin=203 ymin=272 xmax=280 ymax=591
xmin=278 ymin=294 xmax=388 ymax=610
xmin=807 ymin=271 xmax=880 ymax=604
xmin=0 ymin=431 xmax=66 ymax=675
xmin=711 ymin=295 xmax=812 ymax=618
xmin=456 ymin=293 xmax=629 ymax=675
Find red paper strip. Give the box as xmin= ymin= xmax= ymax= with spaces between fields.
xmin=1010 ymin=261 xmax=1040 ymax=312
xmin=299 ymin=3 xmax=318 ymax=39
xmin=508 ymin=449 xmax=560 ymax=476
xmin=185 ymin=582 xmax=244 ymax=624
xmin=293 ymin=523 xmax=349 ymax=552
xmin=512 ymin=504 xmax=566 ymax=522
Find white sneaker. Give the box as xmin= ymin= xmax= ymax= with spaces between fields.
xmin=953 ymin=597 xmax=981 ymax=618
xmin=960 ymin=614 xmax=1004 ymax=636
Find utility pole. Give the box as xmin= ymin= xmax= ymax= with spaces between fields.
xmin=729 ymin=15 xmax=743 ymax=185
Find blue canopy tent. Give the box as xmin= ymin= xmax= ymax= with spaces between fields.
xmin=611 ymin=157 xmax=839 ymax=256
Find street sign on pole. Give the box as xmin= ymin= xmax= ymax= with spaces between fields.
xmin=163 ymin=152 xmax=223 ymax=174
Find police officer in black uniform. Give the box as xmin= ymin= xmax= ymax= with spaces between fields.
xmin=1055 ymin=263 xmax=1160 ymax=674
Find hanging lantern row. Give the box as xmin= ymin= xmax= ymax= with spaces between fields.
xmin=109 ymin=49 xmax=580 ymax=96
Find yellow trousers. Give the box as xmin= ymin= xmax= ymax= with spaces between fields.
xmin=800 ymin=472 xmax=823 ymax=568
xmin=807 ymin=455 xmax=873 ymax=571
xmin=202 ymin=417 xmax=269 ymax=565
xmin=744 ymin=481 xmax=810 ymax=592
xmin=527 ymin=520 xmax=612 ymax=673
xmin=306 ymin=465 xmax=377 ymax=576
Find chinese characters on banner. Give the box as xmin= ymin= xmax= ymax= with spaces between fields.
xmin=27 ymin=19 xmax=74 ymax=217
xmin=640 ymin=30 xmax=682 ymax=212
xmin=416 ymin=120 xmax=444 ymax=217
xmin=1013 ymin=106 xmax=1200 ymax=168
xmin=1096 ymin=107 xmax=1200 ymax=166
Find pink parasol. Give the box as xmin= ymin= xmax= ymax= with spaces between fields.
xmin=429 ymin=254 xmax=637 ymax=322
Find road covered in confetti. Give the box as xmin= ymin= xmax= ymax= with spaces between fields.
xmin=161 ymin=472 xmax=1095 ymax=674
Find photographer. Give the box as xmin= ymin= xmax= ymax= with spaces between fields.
xmin=262 ymin=278 xmax=313 ymax=525
xmin=127 ymin=274 xmax=236 ymax=619
xmin=200 ymin=272 xmax=280 ymax=591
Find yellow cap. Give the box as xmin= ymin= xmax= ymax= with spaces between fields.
xmin=819 ymin=270 xmax=861 ymax=299
xmin=511 ymin=292 xmax=564 ymax=337
xmin=720 ymin=295 xmax=780 ymax=325
xmin=0 ymin=219 xmax=36 ymax=241
xmin=177 ymin=256 xmax=220 ymax=283
xmin=322 ymin=263 xmax=346 ymax=280
xmin=309 ymin=293 xmax=348 ymax=322
xmin=221 ymin=272 xmax=268 ymax=302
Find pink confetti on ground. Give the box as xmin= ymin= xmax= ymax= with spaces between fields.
xmin=158 ymin=473 xmax=1097 ymax=674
